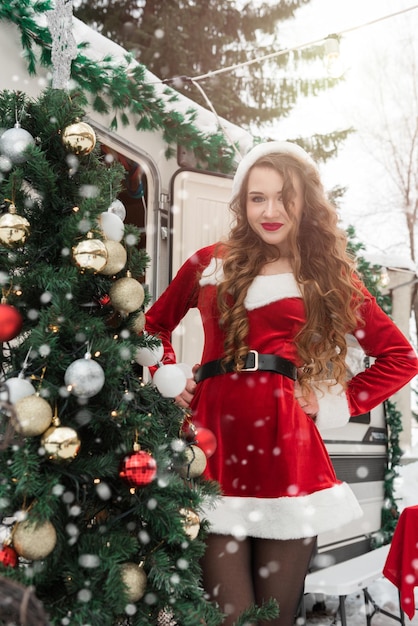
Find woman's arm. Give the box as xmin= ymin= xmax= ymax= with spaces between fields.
xmin=145 ymin=245 xmax=215 ymax=364
xmin=307 ymin=288 xmax=418 ymax=432
xmin=346 ymin=290 xmax=418 ymax=416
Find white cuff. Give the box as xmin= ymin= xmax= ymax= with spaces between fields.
xmin=313 ymin=381 xmax=350 ymax=432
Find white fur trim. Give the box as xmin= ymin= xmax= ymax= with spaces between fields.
xmin=313 ymin=381 xmax=351 ymax=432
xmin=232 ymin=140 xmax=317 ymax=197
xmin=199 ymin=257 xmax=224 ymax=286
xmin=201 ymin=482 xmax=363 ymax=540
xmin=245 ymin=273 xmax=301 ymax=310
xmin=199 ymin=259 xmax=301 ymax=310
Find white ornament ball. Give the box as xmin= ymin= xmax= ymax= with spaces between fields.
xmin=99 ymin=240 xmax=127 ymax=276
xmin=120 ymin=562 xmax=147 ymax=602
xmin=14 ymin=395 xmax=53 ymax=436
xmin=108 ymin=199 xmax=126 ymax=222
xmin=0 ymin=125 xmax=35 ymax=164
xmin=64 ymin=357 xmax=105 ymax=398
xmin=0 ymin=377 xmax=35 ymax=404
xmin=109 ymin=277 xmax=145 ymax=314
xmin=13 ymin=519 xmax=57 ymax=560
xmin=175 ymin=362 xmax=194 ymax=379
xmin=153 ymin=364 xmax=186 ymax=398
xmin=99 ymin=211 xmax=125 ymax=242
xmin=134 ymin=343 xmax=164 ymax=367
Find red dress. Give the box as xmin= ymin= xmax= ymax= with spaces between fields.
xmin=146 ymin=244 xmax=418 ymax=539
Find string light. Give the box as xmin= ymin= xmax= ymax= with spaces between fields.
xmin=168 ymin=5 xmax=418 ymax=85
xmin=324 ymin=34 xmax=343 ymax=78
xmin=157 ymin=5 xmax=418 ymax=155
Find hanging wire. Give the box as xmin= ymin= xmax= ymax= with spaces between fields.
xmin=189 ymin=78 xmax=243 ymax=159
xmin=155 ymin=4 xmax=418 ymax=158
xmin=174 ymin=5 xmax=418 ymax=84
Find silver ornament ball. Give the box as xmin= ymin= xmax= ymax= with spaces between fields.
xmin=64 ymin=357 xmax=105 ymax=398
xmin=108 ymin=199 xmax=127 ymax=222
xmin=0 ymin=125 xmax=35 ymax=164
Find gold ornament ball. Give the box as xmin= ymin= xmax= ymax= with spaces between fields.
xmin=99 ymin=240 xmax=127 ymax=276
xmin=130 ymin=311 xmax=146 ymax=334
xmin=62 ymin=121 xmax=96 ymax=156
xmin=109 ymin=277 xmax=145 ymax=314
xmin=72 ymin=238 xmax=108 ymax=272
xmin=177 ymin=445 xmax=207 ymax=479
xmin=120 ymin=562 xmax=147 ymax=602
xmin=13 ymin=519 xmax=57 ymax=560
xmin=0 ymin=212 xmax=30 ymax=246
xmin=14 ymin=395 xmax=53 ymax=437
xmin=179 ymin=507 xmax=200 ymax=540
xmin=41 ymin=425 xmax=81 ymax=462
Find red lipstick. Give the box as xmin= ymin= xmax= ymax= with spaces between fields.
xmin=261 ymin=223 xmax=282 ymax=231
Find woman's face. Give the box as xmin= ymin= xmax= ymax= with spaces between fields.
xmin=245 ymin=165 xmax=304 ymax=253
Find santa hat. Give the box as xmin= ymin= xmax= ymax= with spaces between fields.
xmin=232 ymin=140 xmax=316 ymax=197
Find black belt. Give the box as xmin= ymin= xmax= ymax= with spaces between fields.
xmin=195 ymin=350 xmax=297 ymax=383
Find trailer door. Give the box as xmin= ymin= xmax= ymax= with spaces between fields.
xmin=170 ymin=169 xmax=233 ymax=367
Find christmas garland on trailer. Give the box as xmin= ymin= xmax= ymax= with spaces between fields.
xmin=0 ymin=0 xmax=239 ymax=175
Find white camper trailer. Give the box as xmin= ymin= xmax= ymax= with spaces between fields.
xmin=0 ymin=13 xmax=390 ymax=565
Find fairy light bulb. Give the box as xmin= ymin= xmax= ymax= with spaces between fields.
xmin=324 ymin=34 xmax=344 ymax=78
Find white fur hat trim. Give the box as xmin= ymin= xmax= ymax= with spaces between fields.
xmin=232 ymin=140 xmax=316 ymax=197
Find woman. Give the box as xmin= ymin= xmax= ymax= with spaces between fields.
xmin=145 ymin=141 xmax=418 ymax=625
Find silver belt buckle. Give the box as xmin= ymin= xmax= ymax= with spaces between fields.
xmin=241 ymin=350 xmax=259 ymax=372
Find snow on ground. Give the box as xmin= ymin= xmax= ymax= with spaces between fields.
xmin=304 ymin=425 xmax=418 ymax=625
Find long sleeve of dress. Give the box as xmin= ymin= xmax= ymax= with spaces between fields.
xmin=145 ymin=245 xmax=215 ymax=364
xmin=346 ymin=288 xmax=418 ymax=416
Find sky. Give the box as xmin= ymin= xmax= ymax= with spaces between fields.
xmin=269 ymin=0 xmax=418 ymax=269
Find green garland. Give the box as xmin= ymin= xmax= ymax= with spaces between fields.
xmin=0 ymin=0 xmax=238 ymax=173
xmin=380 ymin=399 xmax=404 ymax=542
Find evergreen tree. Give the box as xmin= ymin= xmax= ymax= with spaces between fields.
xmin=74 ymin=0 xmax=341 ymax=130
xmin=0 ymin=87 xmax=225 ymax=626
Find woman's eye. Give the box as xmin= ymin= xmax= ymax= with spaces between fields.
xmin=251 ymin=195 xmax=265 ymax=203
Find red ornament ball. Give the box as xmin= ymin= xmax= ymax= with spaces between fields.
xmin=119 ymin=450 xmax=157 ymax=487
xmin=98 ymin=293 xmax=111 ymax=307
xmin=0 ymin=545 xmax=18 ymax=567
xmin=0 ymin=303 xmax=23 ymax=342
xmin=194 ymin=427 xmax=217 ymax=459
xmin=183 ymin=423 xmax=217 ymax=459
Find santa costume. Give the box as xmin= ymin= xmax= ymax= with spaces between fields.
xmin=145 ymin=242 xmax=418 ymax=540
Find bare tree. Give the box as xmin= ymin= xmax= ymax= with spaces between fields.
xmin=351 ymin=30 xmax=418 ymax=333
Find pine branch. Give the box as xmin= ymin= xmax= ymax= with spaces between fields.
xmin=233 ymin=598 xmax=279 ymax=625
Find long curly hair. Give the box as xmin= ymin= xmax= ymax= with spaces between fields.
xmin=216 ymin=152 xmax=364 ymax=390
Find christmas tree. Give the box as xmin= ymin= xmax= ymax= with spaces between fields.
xmin=0 ymin=87 xmax=223 ymax=626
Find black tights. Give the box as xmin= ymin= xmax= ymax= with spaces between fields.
xmin=201 ymin=534 xmax=316 ymax=626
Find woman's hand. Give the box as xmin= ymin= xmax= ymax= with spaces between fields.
xmin=294 ymin=380 xmax=319 ymax=420
xmin=174 ymin=364 xmax=200 ymax=409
